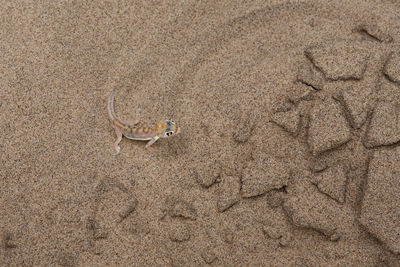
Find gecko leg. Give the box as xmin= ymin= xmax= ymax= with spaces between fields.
xmin=112 ymin=125 xmax=123 ymax=154
xmin=145 ymin=136 xmax=160 ymax=149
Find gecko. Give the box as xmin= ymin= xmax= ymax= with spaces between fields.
xmin=107 ymin=89 xmax=180 ymax=153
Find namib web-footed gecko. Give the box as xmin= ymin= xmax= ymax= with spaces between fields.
xmin=107 ymin=89 xmax=180 ymax=153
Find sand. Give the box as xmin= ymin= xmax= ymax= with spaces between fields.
xmin=1 ymin=0 xmax=400 ymax=266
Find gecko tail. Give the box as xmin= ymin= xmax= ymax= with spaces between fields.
xmin=107 ymin=89 xmax=117 ymax=121
xmin=108 ymin=89 xmax=140 ymax=129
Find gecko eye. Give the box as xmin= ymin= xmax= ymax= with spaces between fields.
xmin=166 ymin=131 xmax=174 ymax=136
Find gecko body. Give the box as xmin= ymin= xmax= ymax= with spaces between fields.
xmin=107 ymin=90 xmax=179 ymax=153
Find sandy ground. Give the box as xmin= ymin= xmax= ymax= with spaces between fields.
xmin=1 ymin=0 xmax=400 ymax=266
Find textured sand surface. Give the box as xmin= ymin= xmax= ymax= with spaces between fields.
xmin=1 ymin=0 xmax=400 ymax=266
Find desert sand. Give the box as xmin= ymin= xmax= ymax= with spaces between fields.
xmin=1 ymin=0 xmax=400 ymax=266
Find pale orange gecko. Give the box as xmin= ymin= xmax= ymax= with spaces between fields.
xmin=107 ymin=89 xmax=180 ymax=153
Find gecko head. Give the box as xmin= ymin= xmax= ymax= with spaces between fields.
xmin=163 ymin=120 xmax=180 ymax=138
